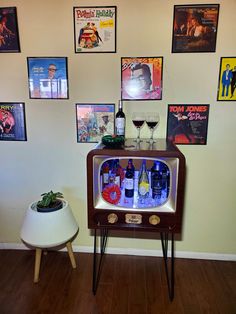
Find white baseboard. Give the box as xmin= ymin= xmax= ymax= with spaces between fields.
xmin=1 ymin=242 xmax=236 ymax=261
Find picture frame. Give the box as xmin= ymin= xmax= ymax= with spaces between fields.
xmin=172 ymin=4 xmax=220 ymax=53
xmin=0 ymin=102 xmax=27 ymax=141
xmin=166 ymin=104 xmax=210 ymax=145
xmin=73 ymin=6 xmax=117 ymax=53
xmin=76 ymin=103 xmax=115 ymax=143
xmin=217 ymin=57 xmax=236 ymax=101
xmin=121 ymin=57 xmax=163 ymax=101
xmin=0 ymin=7 xmax=21 ymax=53
xmin=27 ymin=57 xmax=69 ymax=99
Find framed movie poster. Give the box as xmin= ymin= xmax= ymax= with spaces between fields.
xmin=167 ymin=104 xmax=209 ymax=145
xmin=0 ymin=102 xmax=27 ymax=141
xmin=27 ymin=57 xmax=69 ymax=99
xmin=217 ymin=57 xmax=236 ymax=101
xmin=121 ymin=57 xmax=163 ymax=100
xmin=172 ymin=4 xmax=220 ymax=53
xmin=0 ymin=7 xmax=21 ymax=53
xmin=76 ymin=103 xmax=115 ymax=143
xmin=73 ymin=6 xmax=116 ymax=53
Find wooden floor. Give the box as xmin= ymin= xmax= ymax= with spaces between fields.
xmin=0 ymin=250 xmax=235 ymax=314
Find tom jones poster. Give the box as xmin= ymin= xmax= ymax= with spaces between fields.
xmin=0 ymin=102 xmax=27 ymax=141
xmin=172 ymin=4 xmax=219 ymax=53
xmin=121 ymin=57 xmax=163 ymax=100
xmin=167 ymin=105 xmax=209 ymax=145
xmin=217 ymin=57 xmax=236 ymax=101
xmin=76 ymin=104 xmax=115 ymax=143
xmin=73 ymin=6 xmax=116 ymax=53
xmin=0 ymin=7 xmax=20 ymax=53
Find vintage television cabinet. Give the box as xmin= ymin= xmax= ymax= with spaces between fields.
xmin=87 ymin=138 xmax=186 ymax=300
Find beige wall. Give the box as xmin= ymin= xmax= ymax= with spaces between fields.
xmin=0 ymin=0 xmax=236 ymax=256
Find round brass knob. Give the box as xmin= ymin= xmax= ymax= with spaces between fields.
xmin=149 ymin=215 xmax=160 ymax=225
xmin=108 ymin=213 xmax=118 ymax=224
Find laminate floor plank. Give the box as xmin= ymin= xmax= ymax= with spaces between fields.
xmin=109 ymin=255 xmax=131 ymax=314
xmin=128 ymin=256 xmax=147 ymax=314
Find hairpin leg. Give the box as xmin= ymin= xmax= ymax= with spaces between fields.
xmin=160 ymin=232 xmax=175 ymax=301
xmin=92 ymin=228 xmax=108 ymax=295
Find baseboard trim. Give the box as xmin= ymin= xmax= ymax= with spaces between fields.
xmin=1 ymin=242 xmax=235 ymax=261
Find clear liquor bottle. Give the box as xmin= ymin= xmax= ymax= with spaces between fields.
xmin=138 ymin=160 xmax=149 ymax=203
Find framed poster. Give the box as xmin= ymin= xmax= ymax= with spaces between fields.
xmin=27 ymin=57 xmax=69 ymax=99
xmin=121 ymin=57 xmax=163 ymax=100
xmin=0 ymin=7 xmax=21 ymax=53
xmin=217 ymin=57 xmax=236 ymax=101
xmin=76 ymin=103 xmax=115 ymax=143
xmin=73 ymin=6 xmax=116 ymax=53
xmin=0 ymin=102 xmax=27 ymax=141
xmin=172 ymin=4 xmax=220 ymax=53
xmin=167 ymin=104 xmax=209 ymax=145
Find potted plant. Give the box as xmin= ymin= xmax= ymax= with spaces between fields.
xmin=36 ymin=190 xmax=64 ymax=212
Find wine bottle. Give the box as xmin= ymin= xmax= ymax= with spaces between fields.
xmin=115 ymin=100 xmax=126 ymax=137
xmin=125 ymin=159 xmax=135 ymax=198
xmin=127 ymin=159 xmax=135 ymax=175
xmin=102 ymin=161 xmax=110 ymax=189
xmin=160 ymin=163 xmax=170 ymax=198
xmin=114 ymin=159 xmax=121 ymax=187
xmin=151 ymin=161 xmax=162 ymax=199
xmin=109 ymin=160 xmax=116 ymax=184
xmin=166 ymin=168 xmax=170 ymax=197
xmin=138 ymin=160 xmax=149 ymax=202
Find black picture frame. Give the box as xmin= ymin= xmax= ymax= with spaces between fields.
xmin=0 ymin=102 xmax=27 ymax=141
xmin=217 ymin=57 xmax=236 ymax=101
xmin=172 ymin=4 xmax=220 ymax=53
xmin=73 ymin=6 xmax=117 ymax=53
xmin=76 ymin=103 xmax=115 ymax=143
xmin=121 ymin=57 xmax=163 ymax=101
xmin=0 ymin=7 xmax=21 ymax=53
xmin=166 ymin=104 xmax=210 ymax=145
xmin=27 ymin=57 xmax=69 ymax=99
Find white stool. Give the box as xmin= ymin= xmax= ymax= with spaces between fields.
xmin=20 ymin=200 xmax=79 ymax=283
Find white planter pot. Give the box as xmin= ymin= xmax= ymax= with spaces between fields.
xmin=21 ymin=200 xmax=79 ymax=248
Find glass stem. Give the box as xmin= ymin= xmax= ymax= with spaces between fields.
xmin=150 ymin=129 xmax=154 ymax=141
xmin=137 ymin=128 xmax=141 ymax=142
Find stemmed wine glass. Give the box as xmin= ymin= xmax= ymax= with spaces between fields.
xmin=145 ymin=113 xmax=160 ymax=143
xmin=132 ymin=112 xmax=145 ymax=143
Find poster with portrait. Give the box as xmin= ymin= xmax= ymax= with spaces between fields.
xmin=172 ymin=4 xmax=220 ymax=53
xmin=0 ymin=102 xmax=27 ymax=141
xmin=121 ymin=57 xmax=163 ymax=101
xmin=167 ymin=104 xmax=209 ymax=145
xmin=73 ymin=6 xmax=116 ymax=53
xmin=217 ymin=57 xmax=236 ymax=101
xmin=0 ymin=7 xmax=20 ymax=53
xmin=76 ymin=103 xmax=115 ymax=143
xmin=27 ymin=57 xmax=69 ymax=99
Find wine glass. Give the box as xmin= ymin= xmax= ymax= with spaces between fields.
xmin=145 ymin=113 xmax=160 ymax=143
xmin=132 ymin=112 xmax=145 ymax=143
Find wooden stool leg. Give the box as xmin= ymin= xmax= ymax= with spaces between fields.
xmin=34 ymin=248 xmax=42 ymax=283
xmin=66 ymin=242 xmax=76 ymax=269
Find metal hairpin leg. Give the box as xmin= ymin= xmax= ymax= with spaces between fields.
xmin=92 ymin=228 xmax=108 ymax=295
xmin=160 ymin=232 xmax=175 ymax=301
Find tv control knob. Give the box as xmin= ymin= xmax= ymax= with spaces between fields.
xmin=108 ymin=213 xmax=118 ymax=224
xmin=149 ymin=215 xmax=160 ymax=225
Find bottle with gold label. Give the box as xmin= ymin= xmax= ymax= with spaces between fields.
xmin=138 ymin=160 xmax=149 ymax=203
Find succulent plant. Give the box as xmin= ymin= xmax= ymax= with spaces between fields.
xmin=37 ymin=191 xmax=63 ymax=208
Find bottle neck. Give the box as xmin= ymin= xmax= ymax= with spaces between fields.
xmin=141 ymin=161 xmax=146 ymax=172
xmin=118 ymin=101 xmax=123 ymax=111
